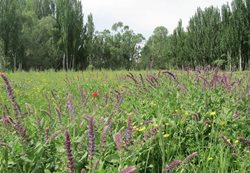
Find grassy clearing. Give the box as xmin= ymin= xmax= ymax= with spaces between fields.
xmin=0 ymin=69 xmax=250 ymax=173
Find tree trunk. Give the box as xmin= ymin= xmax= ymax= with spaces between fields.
xmin=63 ymin=53 xmax=65 ymax=71
xmin=72 ymin=55 xmax=75 ymax=70
xmin=227 ymin=50 xmax=232 ymax=71
xmin=239 ymin=46 xmax=242 ymax=71
xmin=66 ymin=51 xmax=69 ymax=71
xmin=13 ymin=56 xmax=16 ymax=72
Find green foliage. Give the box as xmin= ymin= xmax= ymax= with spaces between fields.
xmin=141 ymin=26 xmax=169 ymax=69
xmin=0 ymin=70 xmax=249 ymax=172
xmin=0 ymin=0 xmax=249 ymax=70
xmin=140 ymin=0 xmax=250 ymax=70
xmin=90 ymin=22 xmax=144 ymax=70
xmin=213 ymin=59 xmax=226 ymax=68
xmin=22 ymin=15 xmax=59 ymax=70
xmin=0 ymin=0 xmax=25 ymax=71
xmin=0 ymin=38 xmax=8 ymax=70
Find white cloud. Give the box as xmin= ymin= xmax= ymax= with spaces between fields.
xmin=81 ymin=0 xmax=233 ymax=38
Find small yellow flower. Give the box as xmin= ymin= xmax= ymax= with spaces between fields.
xmin=150 ymin=101 xmax=156 ymax=106
xmin=234 ymin=140 xmax=239 ymax=144
xmin=220 ymin=121 xmax=225 ymax=126
xmin=138 ymin=126 xmax=146 ymax=132
xmin=184 ymin=111 xmax=189 ymax=116
xmin=208 ymin=157 xmax=213 ymax=161
xmin=227 ymin=139 xmax=231 ymax=143
xmin=163 ymin=134 xmax=170 ymax=138
xmin=210 ymin=111 xmax=216 ymax=116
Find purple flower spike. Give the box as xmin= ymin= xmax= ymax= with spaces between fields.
xmin=64 ymin=130 xmax=74 ymax=173
xmin=85 ymin=115 xmax=96 ymax=160
xmin=66 ymin=94 xmax=76 ymax=116
xmin=183 ymin=152 xmax=198 ymax=163
xmin=120 ymin=166 xmax=137 ymax=173
xmin=165 ymin=160 xmax=182 ymax=173
xmin=0 ymin=73 xmax=21 ymax=117
xmin=114 ymin=132 xmax=123 ymax=151
xmin=238 ymin=137 xmax=250 ymax=145
xmin=101 ymin=116 xmax=112 ymax=148
xmin=125 ymin=115 xmax=133 ymax=146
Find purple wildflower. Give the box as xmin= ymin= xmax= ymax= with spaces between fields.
xmin=100 ymin=116 xmax=112 ymax=148
xmin=238 ymin=137 xmax=250 ymax=145
xmin=64 ymin=130 xmax=74 ymax=173
xmin=2 ymin=105 xmax=11 ymax=126
xmin=3 ymin=113 xmax=29 ymax=142
xmin=199 ymin=76 xmax=210 ymax=89
xmin=165 ymin=160 xmax=182 ymax=173
xmin=114 ymin=91 xmax=126 ymax=110
xmin=104 ymin=93 xmax=109 ymax=106
xmin=183 ymin=152 xmax=198 ymax=163
xmin=146 ymin=77 xmax=156 ymax=88
xmin=221 ymin=136 xmax=237 ymax=156
xmin=144 ymin=126 xmax=159 ymax=141
xmin=221 ymin=73 xmax=231 ymax=90
xmin=13 ymin=122 xmax=29 ymax=141
xmin=125 ymin=115 xmax=133 ymax=146
xmin=162 ymin=71 xmax=177 ymax=81
xmin=210 ymin=66 xmax=219 ymax=87
xmin=177 ymin=83 xmax=189 ymax=93
xmin=0 ymin=73 xmax=21 ymax=117
xmin=232 ymin=111 xmax=241 ymax=121
xmin=204 ymin=64 xmax=211 ymax=73
xmin=120 ymin=166 xmax=137 ymax=173
xmin=79 ymin=87 xmax=87 ymax=106
xmin=2 ymin=114 xmax=11 ymax=126
xmin=66 ymin=94 xmax=76 ymax=116
xmin=150 ymin=76 xmax=159 ymax=86
xmin=85 ymin=115 xmax=96 ymax=160
xmin=221 ymin=136 xmax=235 ymax=149
xmin=114 ymin=132 xmax=123 ymax=151
xmin=195 ymin=66 xmax=202 ymax=74
xmin=55 ymin=106 xmax=62 ymax=123
xmin=46 ymin=130 xmax=62 ymax=144
xmin=127 ymin=73 xmax=139 ymax=85
xmin=193 ymin=113 xmax=199 ymax=122
xmin=142 ymin=120 xmax=153 ymax=125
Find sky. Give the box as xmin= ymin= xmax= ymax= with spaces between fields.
xmin=81 ymin=0 xmax=233 ymax=39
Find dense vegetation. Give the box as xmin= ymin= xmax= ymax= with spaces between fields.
xmin=0 ymin=69 xmax=249 ymax=172
xmin=1 ymin=1 xmax=249 ymax=172
xmin=0 ymin=0 xmax=250 ymax=71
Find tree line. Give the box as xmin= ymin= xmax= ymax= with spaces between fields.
xmin=0 ymin=0 xmax=249 ymax=71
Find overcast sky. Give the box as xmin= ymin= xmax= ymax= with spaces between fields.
xmin=81 ymin=0 xmax=232 ymax=38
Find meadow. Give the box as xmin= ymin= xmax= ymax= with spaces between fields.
xmin=0 ymin=68 xmax=249 ymax=173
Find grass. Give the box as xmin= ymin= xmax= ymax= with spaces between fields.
xmin=0 ymin=69 xmax=249 ymax=173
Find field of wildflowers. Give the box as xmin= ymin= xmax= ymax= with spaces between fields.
xmin=0 ymin=68 xmax=249 ymax=173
